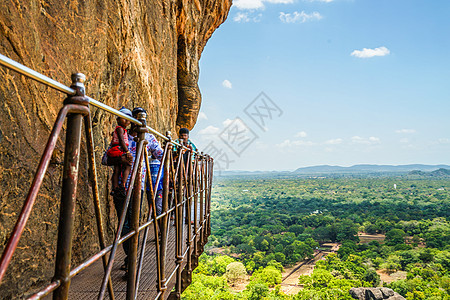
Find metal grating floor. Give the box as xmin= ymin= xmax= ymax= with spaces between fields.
xmin=42 ymin=216 xmax=195 ymax=300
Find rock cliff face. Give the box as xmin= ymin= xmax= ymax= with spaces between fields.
xmin=0 ymin=0 xmax=230 ymax=297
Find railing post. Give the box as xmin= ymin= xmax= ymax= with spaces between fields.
xmin=208 ymin=158 xmax=214 ymax=236
xmin=84 ymin=107 xmax=115 ymax=300
xmin=173 ymin=146 xmax=184 ymax=298
xmin=53 ymin=73 xmax=87 ymax=300
xmin=127 ymin=112 xmax=146 ymax=300
xmin=193 ymin=156 xmax=199 ymax=257
xmin=159 ymin=131 xmax=173 ymax=299
xmin=199 ymin=153 xmax=205 ymax=249
xmin=202 ymin=155 xmax=208 ymax=244
xmin=205 ymin=156 xmax=211 ymax=238
xmin=186 ymin=151 xmax=193 ymax=274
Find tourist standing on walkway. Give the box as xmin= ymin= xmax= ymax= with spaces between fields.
xmin=107 ymin=107 xmax=133 ymax=196
xmin=112 ymin=107 xmax=163 ymax=274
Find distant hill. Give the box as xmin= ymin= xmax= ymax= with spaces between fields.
xmin=294 ymin=164 xmax=450 ymax=174
xmin=217 ymin=164 xmax=450 ymax=177
xmin=408 ymin=168 xmax=450 ymax=177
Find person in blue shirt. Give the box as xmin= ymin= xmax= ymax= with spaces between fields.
xmin=173 ymin=128 xmax=197 ymax=153
xmin=173 ymin=128 xmax=197 ymax=167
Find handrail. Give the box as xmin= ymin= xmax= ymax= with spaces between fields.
xmin=0 ymin=53 xmax=75 ymax=95
xmin=0 ymin=53 xmax=190 ymax=152
xmin=0 ymin=51 xmax=213 ymax=300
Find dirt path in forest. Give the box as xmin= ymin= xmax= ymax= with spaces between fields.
xmin=280 ymin=250 xmax=328 ymax=295
xmin=377 ymin=270 xmax=407 ymax=284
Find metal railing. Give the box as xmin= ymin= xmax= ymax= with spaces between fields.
xmin=0 ymin=53 xmax=214 ymax=299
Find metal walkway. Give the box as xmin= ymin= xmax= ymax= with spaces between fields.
xmin=62 ymin=221 xmax=191 ymax=300
xmin=0 ymin=53 xmax=213 ymax=300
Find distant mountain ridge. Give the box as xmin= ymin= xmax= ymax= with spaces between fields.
xmin=408 ymin=168 xmax=450 ymax=177
xmin=294 ymin=164 xmax=450 ymax=174
xmin=217 ymin=164 xmax=450 ymax=177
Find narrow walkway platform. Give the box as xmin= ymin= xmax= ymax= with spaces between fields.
xmin=45 ymin=219 xmax=194 ymax=300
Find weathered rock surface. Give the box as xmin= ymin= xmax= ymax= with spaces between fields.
xmin=350 ymin=287 xmax=406 ymax=300
xmin=0 ymin=0 xmax=230 ymax=297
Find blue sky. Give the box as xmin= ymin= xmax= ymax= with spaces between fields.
xmin=190 ymin=0 xmax=450 ymax=171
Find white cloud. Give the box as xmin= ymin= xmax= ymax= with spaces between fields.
xmin=222 ymin=118 xmax=234 ymax=127
xmin=280 ymin=11 xmax=323 ymax=23
xmin=233 ymin=0 xmax=294 ymax=10
xmin=266 ymin=0 xmax=294 ymax=3
xmin=395 ymin=129 xmax=416 ymax=134
xmin=351 ymin=46 xmax=390 ymax=58
xmin=438 ymin=138 xmax=450 ymax=144
xmin=198 ymin=125 xmax=220 ymax=135
xmin=295 ymin=131 xmax=308 ymax=138
xmin=351 ymin=136 xmax=381 ymax=145
xmin=233 ymin=0 xmax=264 ymax=9
xmin=234 ymin=12 xmax=251 ymax=22
xmin=222 ymin=79 xmax=232 ymax=89
xmin=307 ymin=0 xmax=333 ymax=2
xmin=198 ymin=112 xmax=208 ymax=121
xmin=325 ymin=138 xmax=343 ymax=145
xmin=276 ymin=139 xmax=315 ymax=148
xmin=233 ymin=12 xmax=262 ymax=22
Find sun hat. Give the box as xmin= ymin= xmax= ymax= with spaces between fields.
xmin=118 ymin=106 xmax=132 ymax=117
xmin=132 ymin=107 xmax=146 ymax=117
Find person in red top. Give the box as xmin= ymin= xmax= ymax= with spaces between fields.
xmin=107 ymin=107 xmax=133 ymax=195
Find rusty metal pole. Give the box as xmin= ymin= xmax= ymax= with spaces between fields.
xmin=185 ymin=151 xmax=193 ymax=273
xmin=159 ymin=131 xmax=172 ymax=299
xmin=53 ymin=73 xmax=87 ymax=300
xmin=204 ymin=156 xmax=210 ymax=238
xmin=84 ymin=115 xmax=115 ymax=300
xmin=206 ymin=156 xmax=212 ymax=237
xmin=202 ymin=155 xmax=208 ymax=244
xmin=173 ymin=147 xmax=184 ymax=298
xmin=208 ymin=158 xmax=214 ymax=237
xmin=142 ymin=143 xmax=168 ymax=296
xmin=193 ymin=157 xmax=199 ymax=256
xmin=199 ymin=154 xmax=204 ymax=248
xmin=180 ymin=151 xmax=193 ymax=291
xmin=127 ymin=112 xmax=146 ymax=300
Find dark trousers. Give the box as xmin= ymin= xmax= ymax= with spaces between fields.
xmin=113 ymin=190 xmax=143 ymax=264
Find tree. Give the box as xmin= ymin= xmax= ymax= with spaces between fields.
xmin=274 ymin=252 xmax=286 ymax=263
xmin=313 ymin=226 xmax=331 ymax=242
xmin=247 ymin=282 xmax=269 ymax=300
xmin=338 ymin=240 xmax=357 ymax=260
xmin=251 ymin=266 xmax=282 ymax=287
xmin=363 ymin=268 xmax=380 ymax=287
xmin=435 ymin=251 xmax=450 ymax=270
xmin=267 ymin=260 xmax=284 ymax=272
xmin=365 ymin=223 xmax=379 ymax=234
xmin=385 ymin=229 xmax=406 ymax=246
xmin=225 ymin=262 xmax=247 ymax=286
xmin=230 ymin=234 xmax=244 ymax=246
xmin=399 ymin=251 xmax=420 ymax=269
xmin=381 ymin=255 xmax=401 ymax=274
xmin=208 ymin=255 xmax=235 ymax=276
xmin=237 ymin=243 xmax=255 ymax=255
xmin=289 ymin=224 xmax=304 ymax=236
xmin=310 ymin=269 xmax=334 ymax=288
xmin=182 ymin=274 xmax=228 ymax=300
xmin=418 ymin=248 xmax=434 ymax=263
